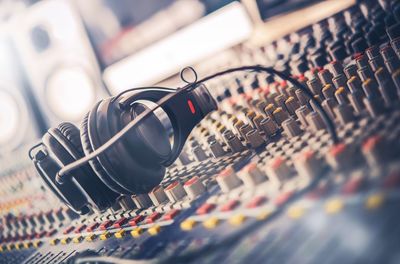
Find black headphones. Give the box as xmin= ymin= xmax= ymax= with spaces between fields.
xmin=29 ymin=84 xmax=217 ymax=214
xmin=29 ymin=65 xmax=338 ymax=215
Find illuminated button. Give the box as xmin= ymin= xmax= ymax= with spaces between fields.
xmin=61 ymin=237 xmax=71 ymax=245
xmin=114 ymin=229 xmax=126 ymax=239
xmin=163 ymin=209 xmax=180 ymax=220
xmin=129 ymin=215 xmax=144 ymax=226
xmin=203 ymin=217 xmax=219 ymax=229
xmin=99 ymin=220 xmax=113 ymax=230
xmin=74 ymin=224 xmax=87 ymax=234
xmin=342 ymin=174 xmax=365 ymax=194
xmin=274 ymin=191 xmax=294 ymax=206
xmin=85 ymin=234 xmax=97 ymax=242
xmin=229 ymin=214 xmax=246 ymax=226
xmin=86 ymin=223 xmax=99 ymax=232
xmin=181 ymin=219 xmax=196 ymax=231
xmin=220 ymin=200 xmax=240 ymax=212
xmin=257 ymin=210 xmax=272 ymax=220
xmin=184 ymin=176 xmax=206 ymax=199
xmin=196 ymin=203 xmax=216 ymax=215
xmin=131 ymin=227 xmax=143 ymax=238
xmin=113 ymin=217 xmax=128 ymax=229
xmin=383 ymin=170 xmax=400 ymax=189
xmin=15 ymin=243 xmax=23 ymax=250
xmin=72 ymin=236 xmax=83 ymax=244
xmin=148 ymin=225 xmax=161 ymax=236
xmin=50 ymin=239 xmax=59 ymax=246
xmin=6 ymin=244 xmax=14 ymax=251
xmin=165 ymin=181 xmax=186 ymax=202
xmin=246 ymin=196 xmax=266 ymax=208
xmin=46 ymin=229 xmax=57 ymax=237
xmin=366 ymin=193 xmax=384 ymax=210
xmin=325 ymin=198 xmax=344 ymax=214
xmin=36 ymin=231 xmax=46 ymax=239
xmin=146 ymin=212 xmax=162 ymax=224
xmin=63 ymin=226 xmax=74 ymax=235
xmin=216 ymin=167 xmax=241 ymax=192
xmin=99 ymin=231 xmax=111 ymax=240
xmin=32 ymin=241 xmax=42 ymax=248
xmin=307 ymin=181 xmax=329 ymax=199
xmin=287 ymin=205 xmax=305 ymax=219
xmin=23 ymin=242 xmax=32 ymax=249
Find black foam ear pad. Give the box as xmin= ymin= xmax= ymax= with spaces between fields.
xmin=51 ymin=122 xmax=119 ymax=211
xmin=80 ymin=110 xmax=128 ymax=194
xmin=57 ymin=122 xmax=84 ymax=156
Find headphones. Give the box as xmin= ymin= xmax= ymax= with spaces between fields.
xmin=29 ymin=83 xmax=217 ymax=214
xmin=29 ymin=65 xmax=338 ymax=215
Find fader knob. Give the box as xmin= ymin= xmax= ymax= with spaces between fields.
xmin=192 ymin=145 xmax=208 ymax=161
xmin=306 ymin=111 xmax=326 ymax=131
xmin=165 ymin=181 xmax=186 ymax=202
xmin=295 ymin=105 xmax=311 ymax=127
xmin=265 ymin=157 xmax=292 ymax=185
xmin=375 ymin=67 xmax=399 ymax=106
xmin=223 ymin=130 xmax=246 ymax=153
xmin=273 ymin=107 xmax=289 ymax=125
xmin=307 ymin=78 xmax=322 ymax=96
xmin=344 ymin=64 xmax=358 ymax=79
xmin=295 ymin=89 xmax=308 ymax=106
xmin=285 ymin=96 xmax=300 ymax=115
xmin=238 ymin=162 xmax=266 ymax=188
xmin=246 ymin=130 xmax=265 ymax=148
xmin=117 ymin=195 xmax=136 ymax=210
xmin=216 ymin=167 xmax=241 ymax=192
xmin=318 ymin=69 xmax=334 ymax=87
xmin=334 ymin=104 xmax=355 ymax=125
xmin=132 ymin=194 xmax=152 ymax=209
xmin=362 ymin=136 xmax=394 ymax=167
xmin=209 ymin=140 xmax=226 ymax=158
xmin=293 ymin=150 xmax=324 ymax=179
xmin=184 ymin=176 xmax=206 ymax=199
xmin=325 ymin=143 xmax=359 ymax=170
xmin=282 ymin=118 xmax=302 ymax=138
xmin=259 ymin=117 xmax=278 ymax=136
xmin=329 ymin=60 xmax=344 ymax=76
xmin=149 ymin=186 xmax=168 ymax=206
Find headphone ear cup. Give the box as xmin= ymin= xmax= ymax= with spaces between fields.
xmin=52 ymin=122 xmax=119 ymax=211
xmin=80 ymin=112 xmax=128 ymax=194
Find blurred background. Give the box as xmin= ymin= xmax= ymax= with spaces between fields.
xmin=0 ymin=0 xmax=352 ymax=159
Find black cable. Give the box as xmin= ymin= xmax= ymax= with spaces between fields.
xmin=189 ymin=65 xmax=339 ymax=144
xmin=56 ymin=65 xmax=338 ymax=182
xmin=111 ymin=86 xmax=176 ymax=103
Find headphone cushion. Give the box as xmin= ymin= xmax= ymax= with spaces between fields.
xmin=57 ymin=122 xmax=84 ymax=156
xmin=80 ymin=112 xmax=126 ymax=193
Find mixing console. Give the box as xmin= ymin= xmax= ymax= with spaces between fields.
xmin=2 ymin=0 xmax=400 ymax=263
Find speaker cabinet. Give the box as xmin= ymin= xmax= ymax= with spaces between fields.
xmin=0 ymin=25 xmax=41 ymax=154
xmin=12 ymin=0 xmax=107 ymax=126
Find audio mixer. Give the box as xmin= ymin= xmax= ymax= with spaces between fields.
xmin=2 ymin=0 xmax=400 ymax=263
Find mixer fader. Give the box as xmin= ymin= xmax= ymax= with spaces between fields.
xmin=1 ymin=0 xmax=400 ymax=263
